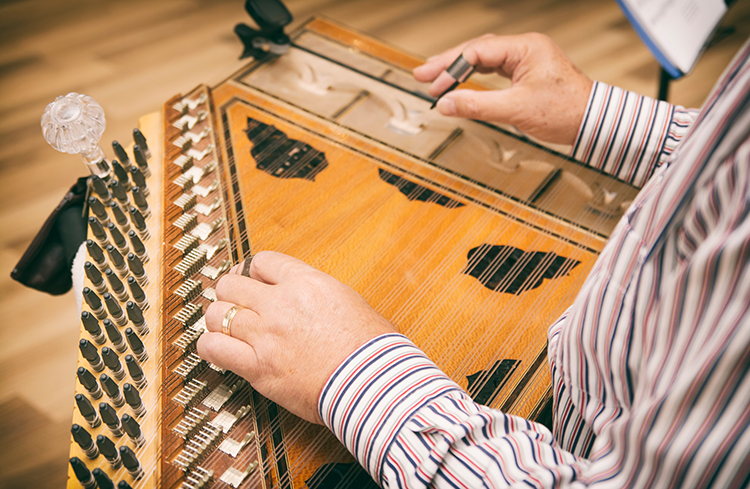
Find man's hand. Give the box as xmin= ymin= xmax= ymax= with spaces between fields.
xmin=196 ymin=251 xmax=397 ymax=424
xmin=414 ymin=33 xmax=593 ymax=145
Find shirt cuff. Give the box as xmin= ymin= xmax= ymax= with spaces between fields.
xmin=571 ymin=81 xmax=676 ymax=188
xmin=318 ymin=333 xmax=463 ymax=483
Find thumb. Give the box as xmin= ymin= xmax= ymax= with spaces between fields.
xmin=437 ymin=87 xmax=524 ymax=125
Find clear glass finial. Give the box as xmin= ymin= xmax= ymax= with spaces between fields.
xmin=41 ymin=92 xmax=110 ymax=178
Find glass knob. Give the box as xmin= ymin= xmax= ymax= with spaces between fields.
xmin=41 ymin=92 xmax=110 ymax=178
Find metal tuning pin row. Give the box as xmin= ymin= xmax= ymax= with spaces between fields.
xmin=72 ymin=128 xmax=154 ymax=489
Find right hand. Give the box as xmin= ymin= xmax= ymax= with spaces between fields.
xmin=414 ymin=33 xmax=593 ymax=145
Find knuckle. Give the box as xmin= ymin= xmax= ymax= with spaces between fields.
xmin=215 ymin=274 xmax=232 ymax=298
xmin=458 ymin=96 xmax=481 ymax=118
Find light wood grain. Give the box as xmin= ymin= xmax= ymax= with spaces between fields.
xmin=0 ymin=0 xmax=747 ymax=486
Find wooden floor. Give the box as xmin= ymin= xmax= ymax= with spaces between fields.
xmin=0 ymin=0 xmax=748 ymax=486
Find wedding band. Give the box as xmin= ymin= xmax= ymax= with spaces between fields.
xmin=222 ymin=305 xmax=243 ymax=336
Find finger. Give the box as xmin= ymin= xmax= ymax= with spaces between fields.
xmin=196 ymin=331 xmax=258 ymax=378
xmin=437 ymin=87 xmax=526 ymax=124
xmin=214 ymin=272 xmax=271 ymax=308
xmin=413 ymin=37 xmax=481 ymax=83
xmin=246 ymin=250 xmax=308 ymax=285
xmin=205 ymin=300 xmax=262 ymax=343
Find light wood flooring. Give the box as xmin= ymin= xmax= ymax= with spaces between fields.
xmin=1 ymin=0 xmax=748 ymax=486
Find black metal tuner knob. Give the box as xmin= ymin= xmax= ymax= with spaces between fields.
xmin=235 ymin=0 xmax=293 ymax=60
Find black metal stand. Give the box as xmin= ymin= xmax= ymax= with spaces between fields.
xmin=658 ymin=67 xmax=671 ymax=102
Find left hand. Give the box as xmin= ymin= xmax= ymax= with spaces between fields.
xmin=196 ymin=251 xmax=397 ymax=424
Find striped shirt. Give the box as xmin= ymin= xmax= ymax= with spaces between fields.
xmin=319 ymin=40 xmax=750 ymax=488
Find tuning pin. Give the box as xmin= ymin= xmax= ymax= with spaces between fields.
xmin=109 ymin=178 xmax=129 ymax=207
xmin=71 ymin=424 xmax=99 ymax=459
xmin=77 ymin=367 xmax=103 ymax=399
xmin=112 ymin=140 xmax=131 ymax=170
xmin=118 ymin=481 xmax=134 ymax=489
xmin=133 ymin=128 xmax=150 ymax=159
xmin=90 ymin=175 xmax=112 ymax=204
xmin=103 ymin=319 xmax=128 ymax=353
xmin=133 ymin=144 xmax=150 ymax=177
xmin=87 ymin=196 xmax=110 ymax=226
xmin=70 ymin=457 xmax=97 ymax=489
xmin=124 ymin=328 xmax=147 ymax=362
xmin=125 ymin=356 xmax=147 ymax=389
xmin=131 ymin=186 xmax=150 ymax=217
xmin=86 ymin=239 xmax=107 ymax=268
xmin=81 ymin=311 xmax=106 ymax=345
xmin=103 ymin=292 xmax=128 ymax=327
xmin=75 ymin=394 xmax=101 ymax=429
xmin=107 ymin=223 xmax=129 ymax=254
xmin=109 ymin=201 xmax=130 ymax=232
xmin=127 ymin=277 xmax=148 ymax=311
xmin=100 ymin=375 xmax=125 ymax=410
xmin=129 ymin=206 xmax=149 ymax=239
xmin=123 ymin=382 xmax=146 ymax=417
xmin=83 ymin=287 xmax=106 ymax=320
xmin=88 ymin=216 xmax=109 ymax=246
xmin=121 ymin=414 xmax=145 ymax=447
xmin=84 ymin=261 xmax=107 ymax=295
xmin=130 ymin=166 xmax=148 ymax=196
xmin=104 ymin=269 xmax=129 ymax=302
xmin=101 ymin=348 xmax=126 ymax=380
xmin=125 ymin=301 xmax=149 ymax=335
xmin=128 ymin=230 xmax=148 ymax=262
xmin=99 ymin=401 xmax=124 ymax=437
xmin=127 ymin=253 xmax=147 ymax=286
xmin=120 ymin=445 xmax=144 ymax=480
xmin=92 ymin=468 xmax=115 ymax=489
xmin=111 ymin=159 xmax=131 ymax=190
xmin=79 ymin=339 xmax=104 ymax=372
xmin=96 ymin=435 xmax=122 ymax=469
xmin=106 ymin=244 xmax=128 ymax=277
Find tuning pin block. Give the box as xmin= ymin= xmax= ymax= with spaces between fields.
xmin=71 ymin=424 xmax=100 ymax=459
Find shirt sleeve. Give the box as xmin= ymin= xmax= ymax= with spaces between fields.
xmin=318 ymin=334 xmax=584 ymax=488
xmin=570 ymin=81 xmax=699 ymax=188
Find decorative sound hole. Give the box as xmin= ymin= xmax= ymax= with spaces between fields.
xmin=464 ymin=244 xmax=580 ymax=294
xmin=378 ymin=169 xmax=464 ymax=208
xmin=245 ymin=117 xmax=328 ymax=181
xmin=467 ymin=359 xmax=520 ymax=405
xmin=305 ymin=463 xmax=379 ymax=489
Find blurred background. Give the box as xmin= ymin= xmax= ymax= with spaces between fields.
xmin=1 ymin=0 xmax=748 ymax=486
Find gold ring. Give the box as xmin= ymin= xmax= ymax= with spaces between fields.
xmin=222 ymin=305 xmax=243 ymax=336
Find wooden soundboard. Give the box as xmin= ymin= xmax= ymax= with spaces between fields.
xmin=68 ymin=17 xmax=637 ymax=489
